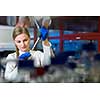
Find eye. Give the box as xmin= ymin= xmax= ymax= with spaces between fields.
xmin=24 ymin=39 xmax=28 ymax=42
xmin=16 ymin=40 xmax=21 ymax=43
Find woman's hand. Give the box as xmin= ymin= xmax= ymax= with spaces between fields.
xmin=18 ymin=52 xmax=31 ymax=60
xmin=39 ymin=26 xmax=48 ymax=41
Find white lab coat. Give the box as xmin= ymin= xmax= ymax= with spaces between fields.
xmin=4 ymin=42 xmax=51 ymax=81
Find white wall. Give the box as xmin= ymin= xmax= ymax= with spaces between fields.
xmin=0 ymin=25 xmax=15 ymax=51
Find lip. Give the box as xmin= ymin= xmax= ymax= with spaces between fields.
xmin=21 ymin=48 xmax=27 ymax=52
xmin=21 ymin=47 xmax=27 ymax=49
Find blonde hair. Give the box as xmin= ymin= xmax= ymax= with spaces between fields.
xmin=12 ymin=26 xmax=30 ymax=57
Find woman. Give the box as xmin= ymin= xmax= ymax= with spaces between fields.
xmin=4 ymin=26 xmax=52 ymax=82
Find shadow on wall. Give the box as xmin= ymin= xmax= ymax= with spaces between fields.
xmin=0 ymin=51 xmax=15 ymax=58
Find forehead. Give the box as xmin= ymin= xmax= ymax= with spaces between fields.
xmin=15 ymin=33 xmax=29 ymax=40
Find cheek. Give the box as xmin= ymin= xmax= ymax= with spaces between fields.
xmin=15 ymin=44 xmax=21 ymax=49
xmin=25 ymin=40 xmax=30 ymax=47
xmin=27 ymin=40 xmax=30 ymax=44
xmin=14 ymin=42 xmax=21 ymax=49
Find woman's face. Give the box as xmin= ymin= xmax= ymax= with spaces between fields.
xmin=14 ymin=33 xmax=30 ymax=52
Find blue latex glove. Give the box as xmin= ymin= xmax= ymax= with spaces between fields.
xmin=39 ymin=26 xmax=48 ymax=41
xmin=18 ymin=52 xmax=31 ymax=60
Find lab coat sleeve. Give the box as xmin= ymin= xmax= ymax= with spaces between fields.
xmin=32 ymin=41 xmax=51 ymax=67
xmin=4 ymin=54 xmax=23 ymax=82
xmin=42 ymin=41 xmax=51 ymax=66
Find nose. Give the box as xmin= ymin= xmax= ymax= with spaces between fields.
xmin=21 ymin=41 xmax=25 ymax=47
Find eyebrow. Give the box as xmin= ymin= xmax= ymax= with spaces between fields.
xmin=15 ymin=38 xmax=28 ymax=42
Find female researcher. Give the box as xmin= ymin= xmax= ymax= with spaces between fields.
xmin=4 ymin=26 xmax=52 ymax=81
